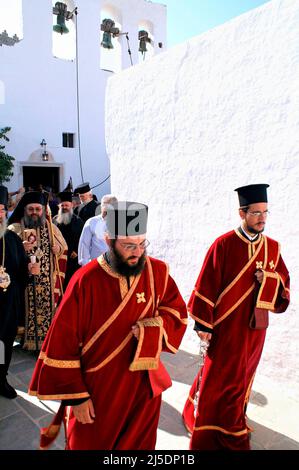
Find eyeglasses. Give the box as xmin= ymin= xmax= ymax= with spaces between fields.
xmin=118 ymin=239 xmax=150 ymax=252
xmin=247 ymin=210 xmax=270 ymax=217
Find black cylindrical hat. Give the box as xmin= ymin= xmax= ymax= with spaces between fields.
xmin=106 ymin=201 xmax=148 ymax=238
xmin=74 ymin=182 xmax=91 ymax=195
xmin=58 ymin=191 xmax=73 ymax=203
xmin=234 ymin=184 xmax=269 ymax=207
xmin=0 ymin=185 xmax=8 ymax=208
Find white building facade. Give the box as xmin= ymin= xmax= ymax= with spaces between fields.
xmin=106 ymin=0 xmax=299 ymax=393
xmin=0 ymin=0 xmax=166 ymax=196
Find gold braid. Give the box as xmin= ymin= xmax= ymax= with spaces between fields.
xmin=47 ymin=204 xmax=64 ymax=296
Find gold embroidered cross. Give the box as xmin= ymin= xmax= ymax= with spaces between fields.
xmin=269 ymin=260 xmax=275 ymax=269
xmin=136 ymin=292 xmax=146 ymax=303
xmin=35 ymin=285 xmax=43 ymax=295
xmin=256 ymin=261 xmax=263 ymax=269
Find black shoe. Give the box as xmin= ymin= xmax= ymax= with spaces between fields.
xmin=0 ymin=380 xmax=17 ymax=399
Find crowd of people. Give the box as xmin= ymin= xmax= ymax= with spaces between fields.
xmin=0 ymin=182 xmax=290 ymax=450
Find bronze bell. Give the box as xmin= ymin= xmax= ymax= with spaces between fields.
xmin=101 ymin=31 xmax=113 ymax=49
xmin=53 ymin=2 xmax=69 ymax=34
xmin=101 ymin=19 xmax=119 ymax=49
xmin=138 ymin=30 xmax=149 ymax=53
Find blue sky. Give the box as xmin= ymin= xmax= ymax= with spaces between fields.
xmin=155 ymin=0 xmax=271 ymax=47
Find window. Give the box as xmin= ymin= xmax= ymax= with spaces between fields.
xmin=62 ymin=132 xmax=75 ymax=148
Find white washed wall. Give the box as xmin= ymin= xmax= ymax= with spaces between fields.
xmin=106 ymin=0 xmax=299 ymax=393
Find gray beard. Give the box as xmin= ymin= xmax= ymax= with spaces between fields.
xmin=56 ymin=209 xmax=73 ymax=225
xmin=23 ymin=212 xmax=46 ymax=228
xmin=0 ymin=218 xmax=7 ymax=239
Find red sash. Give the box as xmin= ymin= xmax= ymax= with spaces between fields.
xmin=81 ymin=258 xmax=167 ymax=370
xmin=214 ymin=236 xmax=280 ymax=327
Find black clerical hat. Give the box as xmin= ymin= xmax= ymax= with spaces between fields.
xmin=235 ymin=184 xmax=269 ymax=207
xmin=63 ymin=177 xmax=73 ymax=192
xmin=74 ymin=182 xmax=91 ymax=195
xmin=58 ymin=192 xmax=73 ymax=203
xmin=8 ymin=191 xmax=48 ymax=224
xmin=0 ymin=185 xmax=8 ymax=208
xmin=106 ymin=201 xmax=148 ymax=238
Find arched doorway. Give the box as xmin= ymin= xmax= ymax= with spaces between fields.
xmin=22 ymin=165 xmax=60 ymax=193
xmin=19 ymin=149 xmax=64 ymax=194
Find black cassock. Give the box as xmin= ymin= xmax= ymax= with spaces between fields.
xmin=53 ymin=214 xmax=84 ymax=288
xmin=74 ymin=199 xmax=99 ymax=223
xmin=0 ymin=230 xmax=28 ymax=381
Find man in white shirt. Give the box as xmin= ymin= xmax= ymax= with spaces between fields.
xmin=78 ymin=194 xmax=117 ymax=266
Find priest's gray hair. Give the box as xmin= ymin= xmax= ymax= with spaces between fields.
xmin=100 ymin=195 xmax=118 ymax=216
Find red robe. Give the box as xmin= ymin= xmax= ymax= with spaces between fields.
xmin=29 ymin=255 xmax=187 ymax=450
xmin=182 ymin=230 xmax=290 ymax=450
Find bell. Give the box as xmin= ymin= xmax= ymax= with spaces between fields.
xmin=138 ymin=30 xmax=149 ymax=53
xmin=53 ymin=2 xmax=69 ymax=35
xmin=139 ymin=39 xmax=147 ymax=53
xmin=101 ymin=31 xmax=113 ymax=49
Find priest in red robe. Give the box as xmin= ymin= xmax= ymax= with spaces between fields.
xmin=29 ymin=201 xmax=187 ymax=450
xmin=183 ymin=184 xmax=290 ymax=450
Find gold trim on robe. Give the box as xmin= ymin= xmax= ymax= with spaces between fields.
xmin=38 ymin=351 xmax=80 ymax=368
xmin=234 ymin=229 xmax=261 ymax=245
xmin=85 ymin=299 xmax=154 ymax=373
xmin=146 ymin=257 xmax=156 ymax=314
xmin=82 ymin=256 xmax=143 ymax=355
xmin=215 ymin=236 xmax=264 ymax=308
xmin=214 ymin=284 xmax=255 ymax=327
xmin=129 ymin=316 xmax=164 ymax=371
xmin=194 ymin=290 xmax=215 ymax=308
xmin=162 ymin=328 xmax=179 ymax=354
xmin=159 ymin=306 xmax=189 ymax=324
xmin=256 ymin=270 xmax=280 ymax=310
xmin=29 ymin=391 xmax=90 ymax=400
xmin=188 ymin=310 xmax=213 ymax=330
xmin=193 ymin=425 xmax=249 ymax=437
xmin=161 ymin=263 xmax=170 ymax=300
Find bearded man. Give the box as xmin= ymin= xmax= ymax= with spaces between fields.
xmin=53 ymin=192 xmax=83 ymax=288
xmin=73 ymin=182 xmax=99 ymax=223
xmin=29 ymin=201 xmax=187 ymax=450
xmin=183 ymin=184 xmax=290 ymax=450
xmin=8 ymin=191 xmax=67 ymax=350
xmin=0 ymin=186 xmax=38 ymax=398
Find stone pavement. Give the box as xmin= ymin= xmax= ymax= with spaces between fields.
xmin=0 ymin=345 xmax=298 ymax=451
